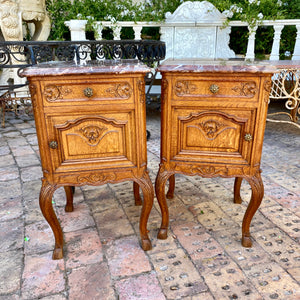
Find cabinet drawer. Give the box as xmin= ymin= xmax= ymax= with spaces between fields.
xmin=170 ymin=108 xmax=256 ymax=165
xmin=171 ymin=76 xmax=260 ymax=102
xmin=45 ymin=111 xmax=137 ymax=173
xmin=41 ymin=78 xmax=135 ymax=106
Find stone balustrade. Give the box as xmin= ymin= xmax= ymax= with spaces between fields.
xmin=65 ymin=19 xmax=300 ymax=61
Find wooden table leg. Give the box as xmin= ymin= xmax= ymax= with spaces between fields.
xmin=133 ymin=181 xmax=142 ymax=206
xmin=64 ymin=186 xmax=74 ymax=212
xmin=135 ymin=171 xmax=154 ymax=251
xmin=155 ymin=166 xmax=172 ymax=240
xmin=39 ymin=180 xmax=64 ymax=259
xmin=233 ymin=177 xmax=243 ymax=204
xmin=166 ymin=174 xmax=175 ymax=199
xmin=242 ymin=172 xmax=264 ymax=247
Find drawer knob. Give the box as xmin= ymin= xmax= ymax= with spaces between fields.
xmin=83 ymin=87 xmax=93 ymax=98
xmin=49 ymin=141 xmax=58 ymax=149
xmin=244 ymin=133 xmax=253 ymax=142
xmin=209 ymin=84 xmax=219 ymax=94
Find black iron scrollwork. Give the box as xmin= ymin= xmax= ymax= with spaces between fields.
xmin=0 ymin=40 xmax=165 ymax=70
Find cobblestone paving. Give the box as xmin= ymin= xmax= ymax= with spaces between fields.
xmin=0 ymin=103 xmax=299 ymax=300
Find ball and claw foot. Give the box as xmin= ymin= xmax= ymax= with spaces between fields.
xmin=242 ymin=234 xmax=252 ymax=248
xmin=141 ymin=239 xmax=152 ymax=251
xmin=52 ymin=247 xmax=63 ymax=260
xmin=157 ymin=228 xmax=168 ymax=240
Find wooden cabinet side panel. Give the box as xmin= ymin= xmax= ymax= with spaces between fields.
xmin=29 ymin=79 xmax=53 ymax=179
xmin=249 ymin=76 xmax=272 ymax=166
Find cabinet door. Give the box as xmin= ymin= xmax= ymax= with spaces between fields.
xmin=171 ymin=108 xmax=256 ymax=165
xmin=45 ymin=111 xmax=136 ymax=172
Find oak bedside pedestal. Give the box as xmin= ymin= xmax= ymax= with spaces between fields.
xmin=22 ymin=61 xmax=154 ymax=259
xmin=155 ymin=62 xmax=276 ymax=247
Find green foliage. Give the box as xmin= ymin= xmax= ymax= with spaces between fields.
xmin=46 ymin=0 xmax=299 ymax=58
xmin=284 ymin=0 xmax=300 ymax=18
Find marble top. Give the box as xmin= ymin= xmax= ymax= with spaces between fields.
xmin=158 ymin=59 xmax=300 ymax=73
xmin=21 ymin=60 xmax=151 ymax=77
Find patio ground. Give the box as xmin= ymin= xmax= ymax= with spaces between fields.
xmin=0 ymin=101 xmax=299 ymax=300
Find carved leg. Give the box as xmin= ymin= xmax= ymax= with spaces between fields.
xmin=133 ymin=182 xmax=142 ymax=206
xmin=39 ymin=180 xmax=64 ymax=259
xmin=166 ymin=174 xmax=175 ymax=199
xmin=135 ymin=171 xmax=154 ymax=251
xmin=241 ymin=172 xmax=264 ymax=248
xmin=234 ymin=177 xmax=243 ymax=204
xmin=155 ymin=166 xmax=172 ymax=240
xmin=64 ymin=186 xmax=74 ymax=212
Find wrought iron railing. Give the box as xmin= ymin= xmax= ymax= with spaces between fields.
xmin=0 ymin=40 xmax=166 ymax=127
xmin=0 ymin=40 xmax=165 ymax=71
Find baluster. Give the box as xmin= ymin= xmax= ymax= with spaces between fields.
xmin=245 ymin=26 xmax=257 ymax=61
xmin=270 ymin=25 xmax=284 ymax=60
xmin=133 ymin=25 xmax=143 ymax=40
xmin=113 ymin=25 xmax=122 ymax=40
xmin=292 ymin=24 xmax=300 ymax=60
xmin=64 ymin=20 xmax=87 ymax=41
xmin=93 ymin=22 xmax=103 ymax=40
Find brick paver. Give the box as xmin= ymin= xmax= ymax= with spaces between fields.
xmin=0 ymin=105 xmax=299 ymax=299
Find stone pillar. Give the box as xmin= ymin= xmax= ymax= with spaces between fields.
xmin=270 ymin=25 xmax=284 ymax=60
xmin=245 ymin=26 xmax=257 ymax=61
xmin=292 ymin=24 xmax=300 ymax=60
xmin=64 ymin=20 xmax=87 ymax=41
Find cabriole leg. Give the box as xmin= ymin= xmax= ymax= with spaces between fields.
xmin=155 ymin=166 xmax=172 ymax=240
xmin=64 ymin=186 xmax=74 ymax=212
xmin=166 ymin=174 xmax=175 ymax=199
xmin=242 ymin=172 xmax=264 ymax=247
xmin=40 ymin=180 xmax=63 ymax=259
xmin=135 ymin=171 xmax=154 ymax=251
xmin=234 ymin=177 xmax=243 ymax=204
xmin=133 ymin=181 xmax=142 ymax=206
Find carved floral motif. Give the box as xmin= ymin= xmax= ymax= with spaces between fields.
xmin=232 ymin=82 xmax=257 ymax=97
xmin=138 ymin=80 xmax=145 ymax=104
xmin=197 ymin=119 xmax=227 ymax=139
xmin=79 ymin=125 xmax=108 ymax=144
xmin=172 ymin=163 xmax=230 ymax=178
xmin=188 ymin=119 xmax=236 ymax=140
xmin=44 ymin=85 xmax=72 ymax=101
xmin=191 ymin=166 xmax=229 ymax=176
xmin=264 ymin=79 xmax=272 ymax=103
xmin=175 ymin=80 xmax=197 ymax=96
xmin=106 ymin=83 xmax=132 ymax=98
xmin=28 ymin=83 xmax=37 ymax=96
xmin=77 ymin=172 xmax=116 ymax=184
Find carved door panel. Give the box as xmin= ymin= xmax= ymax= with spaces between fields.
xmin=171 ymin=108 xmax=256 ymax=165
xmin=45 ymin=111 xmax=136 ymax=172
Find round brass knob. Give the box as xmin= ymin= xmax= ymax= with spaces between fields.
xmin=209 ymin=84 xmax=219 ymax=94
xmin=49 ymin=141 xmax=58 ymax=149
xmin=244 ymin=133 xmax=253 ymax=142
xmin=83 ymin=87 xmax=93 ymax=98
